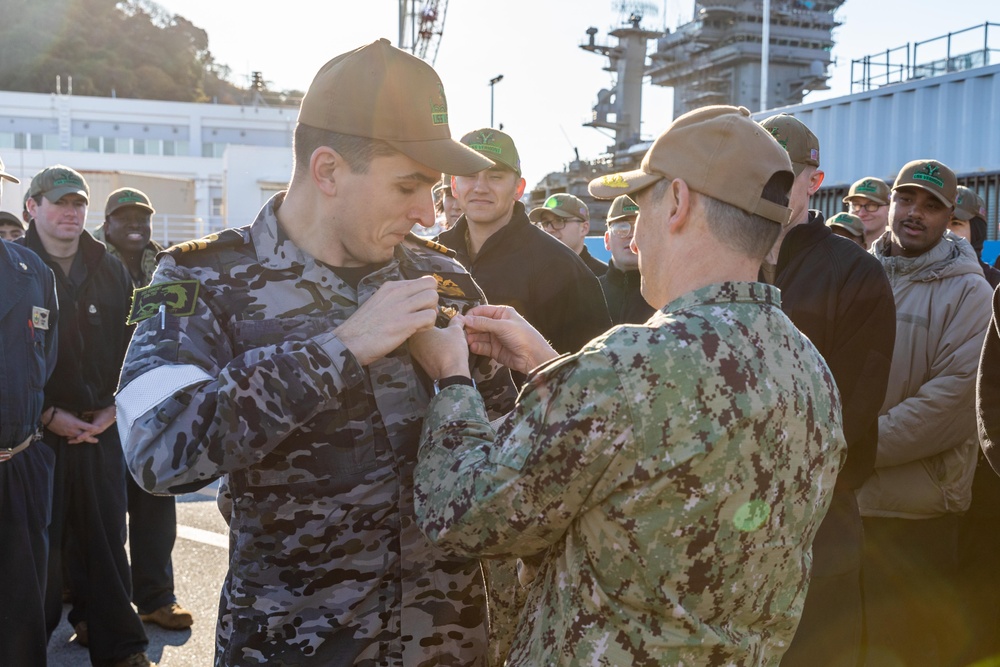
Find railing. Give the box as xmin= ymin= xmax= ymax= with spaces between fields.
xmin=85 ymin=214 xmax=210 ymax=248
xmin=850 ymin=23 xmax=1000 ymax=94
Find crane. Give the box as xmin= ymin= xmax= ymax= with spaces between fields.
xmin=398 ymin=0 xmax=450 ymax=65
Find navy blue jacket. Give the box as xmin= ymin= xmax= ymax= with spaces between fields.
xmin=0 ymin=241 xmax=58 ymax=448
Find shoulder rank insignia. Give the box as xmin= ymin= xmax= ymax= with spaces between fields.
xmin=400 ymin=266 xmax=480 ymax=300
xmin=163 ymin=228 xmax=247 ymax=258
xmin=128 ymin=280 xmax=200 ymax=325
xmin=404 ymin=232 xmax=456 ymax=257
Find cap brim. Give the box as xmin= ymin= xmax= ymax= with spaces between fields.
xmin=829 ymin=223 xmax=863 ymax=237
xmin=952 ymin=208 xmax=974 ymax=222
xmin=0 ymin=172 xmax=20 ymax=184
xmin=108 ymin=203 xmax=155 ymax=217
xmin=527 ymin=207 xmax=577 ymax=222
xmin=43 ymin=185 xmax=89 ymax=203
xmin=588 ymin=169 xmax=663 ymax=200
xmin=387 ymin=138 xmax=494 ymax=176
xmin=844 ymin=194 xmax=889 ymax=206
xmin=893 ymin=183 xmax=953 ymax=209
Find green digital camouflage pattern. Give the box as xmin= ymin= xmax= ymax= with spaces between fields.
xmin=415 ymin=281 xmax=846 ymax=666
xmin=93 ymin=224 xmax=163 ymax=287
xmin=116 ymin=194 xmax=516 ymax=666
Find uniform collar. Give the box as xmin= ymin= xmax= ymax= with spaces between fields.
xmin=663 ymin=281 xmax=782 ymax=316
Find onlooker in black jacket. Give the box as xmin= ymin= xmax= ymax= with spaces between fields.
xmin=20 ymin=165 xmax=151 ymax=667
xmin=529 ymin=193 xmax=607 ymax=276
xmin=439 ymin=129 xmax=609 ymax=356
xmin=759 ymin=115 xmax=896 ymax=667
xmin=598 ymin=195 xmax=653 ymax=325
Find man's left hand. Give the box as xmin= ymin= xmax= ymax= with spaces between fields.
xmin=409 ymin=315 xmax=471 ymax=380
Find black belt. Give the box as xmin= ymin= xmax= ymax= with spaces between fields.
xmin=0 ymin=431 xmax=41 ymax=463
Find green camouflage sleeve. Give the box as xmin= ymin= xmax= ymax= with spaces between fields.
xmin=116 ymin=259 xmax=367 ymax=494
xmin=414 ymin=348 xmax=634 ymax=557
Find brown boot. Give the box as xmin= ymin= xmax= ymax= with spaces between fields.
xmin=110 ymin=652 xmax=153 ymax=667
xmin=139 ymin=602 xmax=194 ymax=630
xmin=73 ymin=621 xmax=88 ymax=647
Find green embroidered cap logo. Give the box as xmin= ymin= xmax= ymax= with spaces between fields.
xmin=856 ymin=180 xmax=877 ymax=194
xmin=912 ymin=164 xmax=944 ymax=188
xmin=468 ymin=131 xmax=502 ymax=156
xmin=430 ymin=83 xmax=448 ymax=126
xmin=623 ymin=204 xmax=639 ymax=213
xmin=116 ymin=190 xmax=145 ymax=204
xmin=128 ymin=280 xmax=200 ymax=325
xmin=53 ymin=177 xmax=84 ymax=187
xmin=600 ymin=174 xmax=630 ymax=189
xmin=544 ymin=196 xmax=560 ymax=209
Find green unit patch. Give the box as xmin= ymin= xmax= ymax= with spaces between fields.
xmin=856 ymin=180 xmax=877 ymax=193
xmin=128 ymin=281 xmax=200 ymax=324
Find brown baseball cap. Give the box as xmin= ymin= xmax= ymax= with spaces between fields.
xmin=827 ymin=212 xmax=864 ymax=238
xmin=27 ymin=165 xmax=89 ymax=203
xmin=297 ymin=39 xmax=492 ymax=176
xmin=528 ymin=193 xmax=589 ymax=223
xmin=607 ymin=195 xmax=639 ymax=222
xmin=760 ymin=114 xmax=820 ymax=177
xmin=953 ymin=185 xmax=986 ymax=222
xmin=460 ymin=128 xmax=521 ymax=175
xmin=0 ymin=211 xmax=25 ymax=229
xmin=0 ymin=155 xmax=19 ymax=184
xmin=892 ymin=159 xmax=956 ymax=208
xmin=105 ymin=188 xmax=155 ymax=217
xmin=588 ymin=105 xmax=793 ymax=225
xmin=843 ymin=177 xmax=890 ymax=206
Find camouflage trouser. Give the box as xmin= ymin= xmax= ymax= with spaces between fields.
xmin=484 ymin=551 xmax=549 ymax=667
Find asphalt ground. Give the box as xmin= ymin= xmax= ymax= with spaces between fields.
xmin=48 ymin=482 xmax=227 ymax=667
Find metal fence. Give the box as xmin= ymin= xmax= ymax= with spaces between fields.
xmin=85 ymin=214 xmax=209 ymax=248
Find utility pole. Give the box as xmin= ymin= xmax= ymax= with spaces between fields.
xmin=489 ymin=74 xmax=504 ymax=127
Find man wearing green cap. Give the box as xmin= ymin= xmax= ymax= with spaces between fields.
xmin=859 ymin=159 xmax=992 ymax=667
xmin=826 ymin=212 xmax=865 ymax=247
xmin=843 ymin=177 xmax=891 ymax=249
xmin=408 ymin=105 xmax=845 ymax=665
xmin=115 ymin=40 xmax=515 ymax=666
xmin=439 ymin=128 xmax=609 ymax=356
xmin=598 ymin=195 xmax=653 ymax=324
xmin=91 ymin=188 xmax=194 ymax=633
xmin=528 ymin=193 xmax=607 ymax=276
xmin=757 ymin=114 xmax=896 ymax=667
xmin=20 ymin=165 xmax=150 ymax=667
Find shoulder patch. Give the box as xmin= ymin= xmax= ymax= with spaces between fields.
xmin=162 ymin=228 xmax=248 ymax=259
xmin=128 ymin=280 xmax=200 ymax=324
xmin=404 ymin=232 xmax=456 ymax=257
xmin=400 ymin=266 xmax=480 ymax=300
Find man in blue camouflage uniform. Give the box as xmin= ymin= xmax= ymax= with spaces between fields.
xmin=0 ymin=154 xmax=59 ymax=666
xmin=409 ymin=106 xmax=847 ymax=666
xmin=115 ymin=40 xmax=515 ymax=666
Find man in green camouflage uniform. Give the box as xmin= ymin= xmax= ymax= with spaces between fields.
xmin=410 ymin=106 xmax=847 ymax=666
xmin=115 ymin=40 xmax=514 ymax=666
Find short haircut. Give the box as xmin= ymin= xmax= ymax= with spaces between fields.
xmin=697 ymin=172 xmax=792 ymax=260
xmin=293 ymin=124 xmax=397 ymax=175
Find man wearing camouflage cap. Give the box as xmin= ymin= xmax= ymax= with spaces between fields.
xmin=408 ymin=105 xmax=845 ymax=665
xmin=599 ymin=194 xmax=654 ymax=324
xmin=844 ymin=176 xmax=891 ymax=249
xmin=115 ymin=40 xmax=517 ymax=666
xmin=20 ymin=165 xmax=150 ymax=666
xmin=859 ymin=159 xmax=992 ymax=666
xmin=757 ymin=113 xmax=895 ymax=667
xmin=949 ymin=185 xmax=1000 ymax=288
xmin=439 ymin=129 xmax=609 ymax=357
xmin=529 ymin=193 xmax=607 ymax=275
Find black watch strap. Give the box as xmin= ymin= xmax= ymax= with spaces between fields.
xmin=434 ymin=375 xmax=475 ymax=393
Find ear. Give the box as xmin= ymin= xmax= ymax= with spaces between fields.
xmin=581 ymin=219 xmax=590 ymax=235
xmin=666 ymin=179 xmax=691 ymax=234
xmin=808 ymin=169 xmax=825 ymax=195
xmin=311 ymin=146 xmax=343 ymax=197
xmin=515 ymin=177 xmax=526 ymax=200
xmin=604 ymin=230 xmax=612 ymax=251
xmin=26 ymin=197 xmax=38 ymax=217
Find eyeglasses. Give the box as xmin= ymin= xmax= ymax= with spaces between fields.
xmin=608 ymin=220 xmax=635 ymax=238
xmin=539 ymin=218 xmax=583 ymax=231
xmin=848 ymin=201 xmax=885 ymax=213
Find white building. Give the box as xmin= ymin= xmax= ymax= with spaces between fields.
xmin=0 ymin=90 xmax=297 ymax=244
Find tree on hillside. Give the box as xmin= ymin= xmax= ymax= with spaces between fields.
xmin=0 ymin=0 xmax=248 ymax=103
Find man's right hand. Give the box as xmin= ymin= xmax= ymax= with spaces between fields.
xmin=463 ymin=305 xmax=558 ymax=375
xmin=46 ymin=408 xmax=101 ymax=444
xmin=335 ymin=276 xmax=440 ymax=366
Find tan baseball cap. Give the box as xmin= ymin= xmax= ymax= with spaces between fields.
xmin=588 ymin=105 xmax=793 ymax=225
xmin=827 ymin=212 xmax=864 ymax=238
xmin=0 ymin=155 xmax=19 ymax=184
xmin=297 ymin=39 xmax=492 ymax=176
xmin=528 ymin=193 xmax=589 ymax=223
xmin=760 ymin=114 xmax=820 ymax=177
xmin=460 ymin=128 xmax=521 ymax=175
xmin=105 ymin=188 xmax=155 ymax=217
xmin=843 ymin=177 xmax=890 ymax=206
xmin=27 ymin=165 xmax=89 ymax=203
xmin=892 ymin=159 xmax=956 ymax=208
xmin=607 ymin=195 xmax=639 ymax=222
xmin=953 ymin=185 xmax=986 ymax=222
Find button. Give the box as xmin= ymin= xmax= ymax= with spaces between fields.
xmin=19 ymin=262 xmax=27 ymax=270
xmin=88 ymin=304 xmax=97 ymax=314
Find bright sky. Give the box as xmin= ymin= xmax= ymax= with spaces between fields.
xmin=157 ymin=0 xmax=997 ymax=188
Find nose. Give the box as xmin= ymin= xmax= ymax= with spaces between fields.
xmin=412 ymin=196 xmax=435 ymax=229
